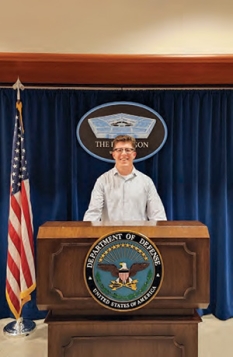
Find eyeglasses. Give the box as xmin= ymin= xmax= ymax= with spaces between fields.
xmin=112 ymin=148 xmax=135 ymax=153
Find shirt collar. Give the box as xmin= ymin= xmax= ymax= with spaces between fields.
xmin=113 ymin=166 xmax=137 ymax=176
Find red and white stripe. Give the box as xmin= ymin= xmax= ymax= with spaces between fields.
xmin=6 ymin=178 xmax=35 ymax=319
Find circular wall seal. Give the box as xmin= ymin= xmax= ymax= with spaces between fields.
xmin=76 ymin=101 xmax=168 ymax=163
xmin=84 ymin=230 xmax=163 ymax=312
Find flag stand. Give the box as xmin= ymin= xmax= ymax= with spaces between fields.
xmin=3 ymin=317 xmax=36 ymax=337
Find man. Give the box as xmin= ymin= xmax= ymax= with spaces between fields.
xmin=83 ymin=135 xmax=166 ymax=222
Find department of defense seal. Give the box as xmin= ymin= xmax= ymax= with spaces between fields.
xmin=84 ymin=230 xmax=163 ymax=312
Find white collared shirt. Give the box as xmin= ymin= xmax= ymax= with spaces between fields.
xmin=83 ymin=166 xmax=167 ymax=222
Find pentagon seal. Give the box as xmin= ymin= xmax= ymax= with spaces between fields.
xmin=84 ymin=230 xmax=163 ymax=311
xmin=76 ymin=101 xmax=168 ymax=163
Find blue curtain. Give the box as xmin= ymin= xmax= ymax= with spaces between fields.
xmin=0 ymin=88 xmax=232 ymax=320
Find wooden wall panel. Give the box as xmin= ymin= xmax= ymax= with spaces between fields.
xmin=0 ymin=53 xmax=233 ymax=86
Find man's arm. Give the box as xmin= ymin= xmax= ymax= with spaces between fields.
xmin=83 ymin=178 xmax=104 ymax=221
xmin=146 ymin=179 xmax=167 ymax=221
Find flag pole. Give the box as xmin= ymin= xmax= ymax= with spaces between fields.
xmin=3 ymin=78 xmax=36 ymax=337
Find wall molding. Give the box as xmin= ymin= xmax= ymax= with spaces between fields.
xmin=1 ymin=53 xmax=233 ymax=86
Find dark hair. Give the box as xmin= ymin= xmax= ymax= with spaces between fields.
xmin=112 ymin=135 xmax=136 ymax=150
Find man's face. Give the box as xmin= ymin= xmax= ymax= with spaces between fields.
xmin=112 ymin=141 xmax=137 ymax=170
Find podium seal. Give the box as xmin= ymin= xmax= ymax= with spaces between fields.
xmin=84 ymin=230 xmax=163 ymax=312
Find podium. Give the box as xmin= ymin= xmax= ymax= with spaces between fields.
xmin=37 ymin=221 xmax=209 ymax=357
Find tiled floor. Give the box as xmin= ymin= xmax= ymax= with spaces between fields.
xmin=0 ymin=314 xmax=233 ymax=356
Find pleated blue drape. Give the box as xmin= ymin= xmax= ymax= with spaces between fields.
xmin=0 ymin=88 xmax=232 ymax=320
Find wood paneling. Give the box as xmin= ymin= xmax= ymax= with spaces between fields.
xmin=46 ymin=312 xmax=200 ymax=357
xmin=45 ymin=313 xmax=201 ymax=357
xmin=1 ymin=53 xmax=233 ymax=85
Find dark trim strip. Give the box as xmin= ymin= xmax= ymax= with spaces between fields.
xmin=1 ymin=53 xmax=233 ymax=85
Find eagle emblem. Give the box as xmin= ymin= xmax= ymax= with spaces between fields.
xmin=84 ymin=231 xmax=163 ymax=311
xmin=98 ymin=262 xmax=149 ymax=291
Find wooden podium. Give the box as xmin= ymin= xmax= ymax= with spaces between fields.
xmin=37 ymin=221 xmax=209 ymax=357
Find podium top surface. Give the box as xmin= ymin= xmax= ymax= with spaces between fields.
xmin=37 ymin=220 xmax=209 ymax=239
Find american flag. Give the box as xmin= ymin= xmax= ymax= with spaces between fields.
xmin=6 ymin=100 xmax=36 ymax=320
